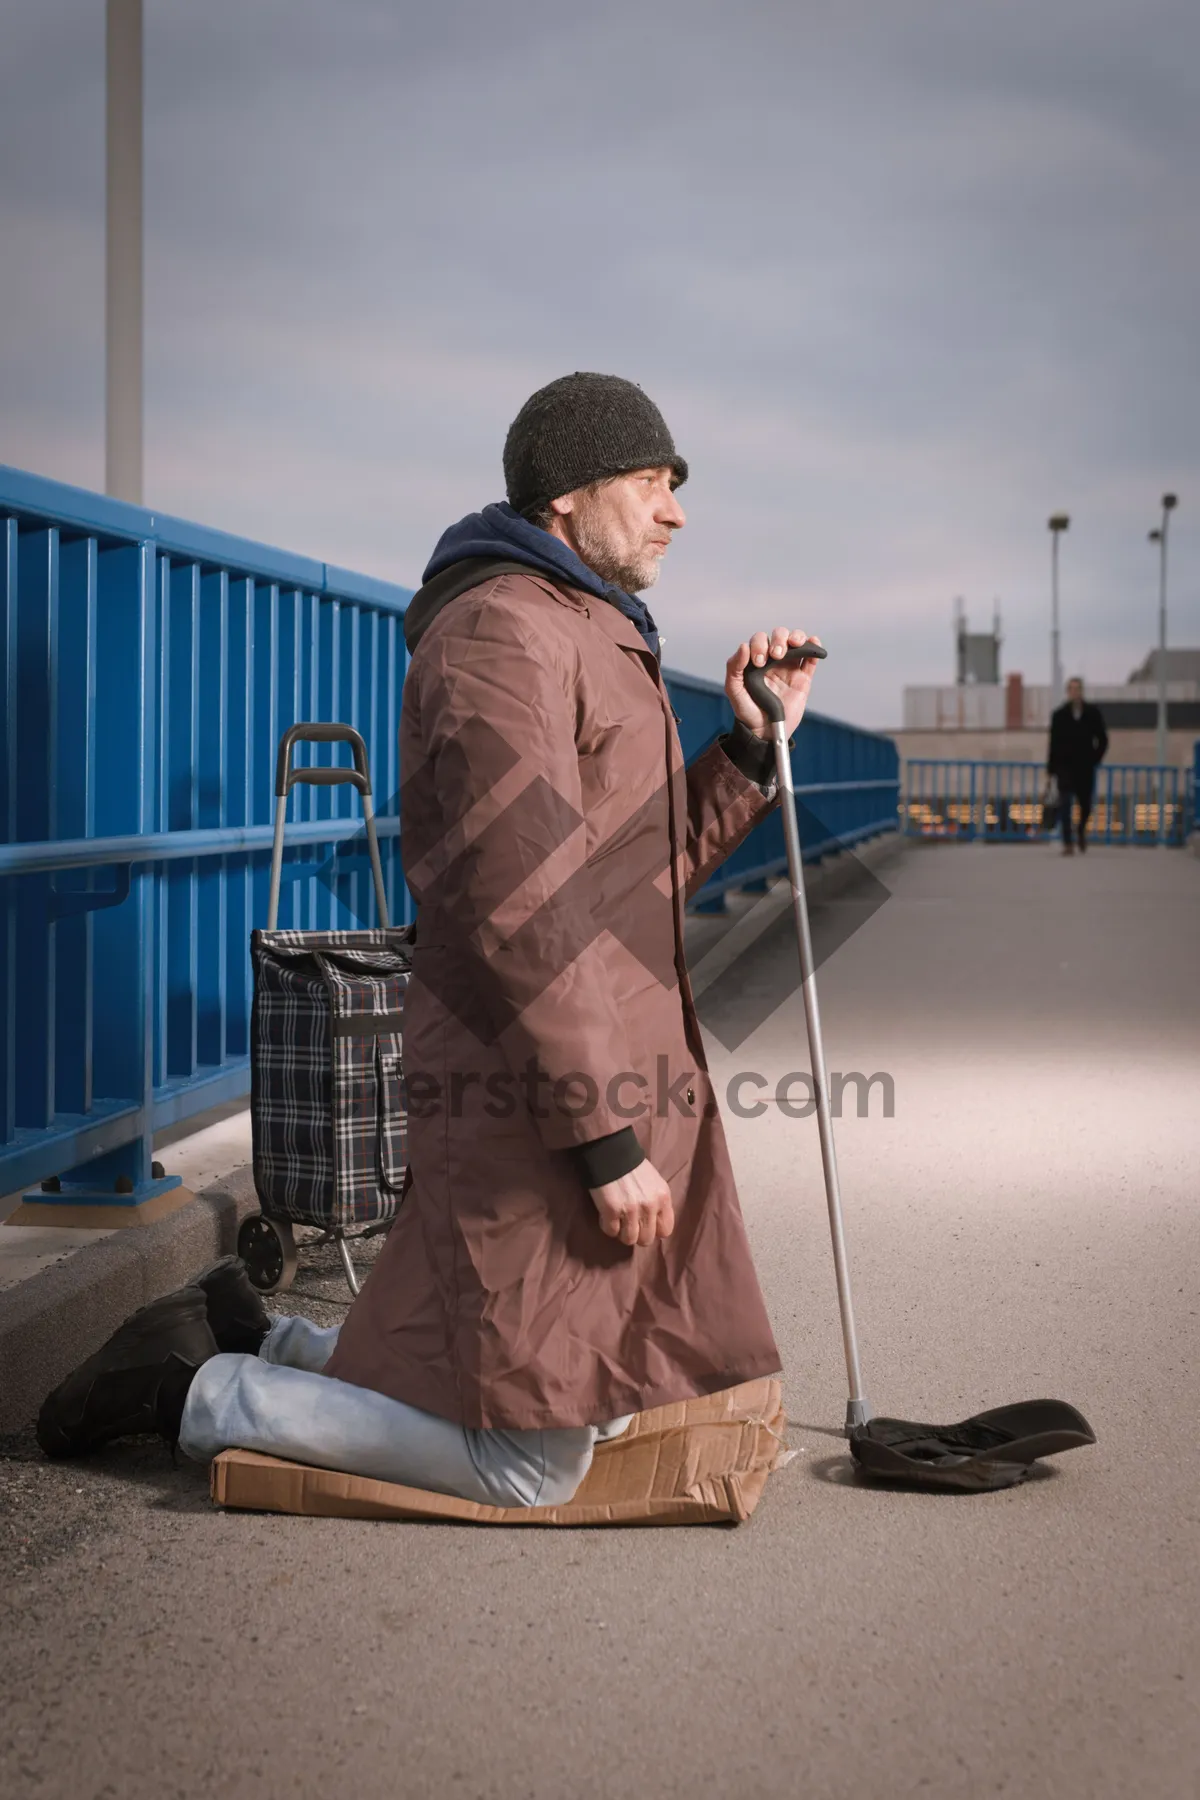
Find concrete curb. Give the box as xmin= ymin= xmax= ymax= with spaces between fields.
xmin=0 ymin=1167 xmax=259 ymax=1434
xmin=689 ymin=829 xmax=907 ymax=996
xmin=804 ymin=825 xmax=907 ymax=894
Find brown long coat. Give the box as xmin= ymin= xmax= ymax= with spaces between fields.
xmin=325 ymin=571 xmax=782 ymax=1427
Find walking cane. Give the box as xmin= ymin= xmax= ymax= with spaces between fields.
xmin=742 ymin=646 xmax=872 ymax=1431
xmin=739 ymin=649 xmax=1101 ymax=1486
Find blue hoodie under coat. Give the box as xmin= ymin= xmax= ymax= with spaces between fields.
xmin=421 ymin=502 xmax=661 ymax=657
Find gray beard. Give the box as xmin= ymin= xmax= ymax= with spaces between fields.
xmin=572 ymin=517 xmax=661 ymax=595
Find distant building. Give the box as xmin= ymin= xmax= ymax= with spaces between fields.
xmin=1126 ymin=648 xmax=1200 ymax=685
xmin=894 ymin=648 xmax=1200 ymax=769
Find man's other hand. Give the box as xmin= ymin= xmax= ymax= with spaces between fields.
xmin=590 ymin=1161 xmax=676 ymax=1247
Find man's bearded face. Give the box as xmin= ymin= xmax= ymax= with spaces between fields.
xmin=557 ymin=468 xmax=685 ymax=594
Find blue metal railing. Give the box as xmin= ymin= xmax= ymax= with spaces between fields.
xmin=1 ymin=466 xmax=411 ymax=1201
xmin=670 ymin=670 xmax=900 ymax=903
xmin=1 ymin=464 xmax=898 ymax=1202
xmin=903 ymin=759 xmax=1192 ymax=845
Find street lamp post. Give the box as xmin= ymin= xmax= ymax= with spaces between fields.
xmin=1148 ymin=493 xmax=1178 ymax=773
xmin=106 ymin=0 xmax=143 ymax=504
xmin=1048 ymin=514 xmax=1070 ymax=706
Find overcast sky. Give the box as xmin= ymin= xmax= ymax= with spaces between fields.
xmin=1 ymin=0 xmax=1197 ymax=727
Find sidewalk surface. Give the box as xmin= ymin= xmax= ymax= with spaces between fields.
xmin=0 ymin=1102 xmax=253 ymax=1284
xmin=2 ymin=841 xmax=1198 ymax=1800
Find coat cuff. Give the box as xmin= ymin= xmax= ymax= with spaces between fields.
xmin=568 ymin=1126 xmax=646 ymax=1189
xmin=719 ymin=718 xmax=778 ymax=792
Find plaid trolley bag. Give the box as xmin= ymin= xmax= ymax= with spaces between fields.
xmin=237 ymin=724 xmax=413 ymax=1297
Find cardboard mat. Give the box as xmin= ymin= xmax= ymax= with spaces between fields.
xmin=210 ymin=1376 xmax=789 ymax=1526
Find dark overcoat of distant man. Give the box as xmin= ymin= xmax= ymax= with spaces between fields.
xmin=1047 ymin=677 xmax=1108 ymax=854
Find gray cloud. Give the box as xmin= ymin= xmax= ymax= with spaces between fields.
xmin=1 ymin=0 xmax=1197 ymax=725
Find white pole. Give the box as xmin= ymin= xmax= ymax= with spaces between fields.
xmin=1051 ymin=534 xmax=1061 ymax=699
xmin=1156 ymin=521 xmax=1168 ymax=774
xmin=106 ymin=0 xmax=143 ymax=505
xmin=1048 ymin=515 xmax=1069 ymax=703
xmin=1155 ymin=495 xmax=1178 ymax=773
xmin=1150 ymin=496 xmax=1178 ymax=806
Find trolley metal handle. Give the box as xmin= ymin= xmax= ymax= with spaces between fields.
xmin=275 ymin=722 xmax=372 ymax=798
xmin=741 ymin=642 xmax=828 ymax=724
xmin=267 ymin=723 xmax=390 ymax=931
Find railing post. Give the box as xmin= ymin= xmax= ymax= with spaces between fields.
xmin=0 ymin=520 xmax=16 ymax=1147
xmin=968 ymin=760 xmax=977 ymax=842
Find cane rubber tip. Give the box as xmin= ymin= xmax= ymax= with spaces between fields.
xmin=844 ymin=1398 xmax=872 ymax=1433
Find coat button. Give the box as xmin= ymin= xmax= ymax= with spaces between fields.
xmin=686 ymin=1086 xmax=696 ymax=1107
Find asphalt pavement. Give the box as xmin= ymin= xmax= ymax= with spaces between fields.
xmin=2 ymin=840 xmax=1198 ymax=1800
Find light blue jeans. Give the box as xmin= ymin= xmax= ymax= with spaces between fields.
xmin=179 ymin=1314 xmax=632 ymax=1508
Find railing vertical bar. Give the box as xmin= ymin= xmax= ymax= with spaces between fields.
xmin=0 ymin=519 xmax=16 ymax=1142
xmin=165 ymin=562 xmax=193 ymax=1077
xmin=324 ymin=594 xmax=339 ymax=931
xmin=188 ymin=564 xmax=200 ymax=1076
xmin=195 ymin=569 xmax=228 ymax=1069
xmin=218 ymin=573 xmax=230 ymax=1056
xmin=287 ymin=585 xmax=301 ymax=932
xmin=254 ymin=581 xmax=279 ymax=934
xmin=388 ymin=612 xmax=404 ymax=925
xmin=968 ymin=760 xmax=977 ymax=842
xmin=347 ymin=602 xmax=362 ymax=928
xmin=134 ymin=539 xmax=158 ymax=1174
xmin=223 ymin=576 xmax=253 ymax=1059
xmin=85 ymin=537 xmax=159 ymax=1189
xmin=242 ymin=576 xmax=255 ymax=1033
xmin=326 ymin=595 xmax=339 ymax=930
xmin=275 ymin=587 xmax=296 ymax=930
xmin=54 ymin=535 xmax=99 ymax=1116
xmin=295 ymin=587 xmax=308 ymax=929
xmin=13 ymin=527 xmax=59 ymax=1132
xmin=153 ymin=553 xmax=169 ymax=1088
xmin=311 ymin=589 xmax=326 ymax=931
xmin=82 ymin=538 xmax=99 ymax=1111
xmin=296 ymin=588 xmax=309 ymax=930
xmin=377 ymin=607 xmax=393 ymax=924
xmin=358 ymin=604 xmax=373 ymax=929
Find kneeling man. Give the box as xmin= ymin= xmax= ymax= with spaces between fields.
xmin=39 ymin=374 xmax=820 ymax=1508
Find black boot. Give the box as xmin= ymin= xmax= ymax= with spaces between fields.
xmin=193 ymin=1255 xmax=272 ymax=1354
xmin=37 ymin=1289 xmax=217 ymax=1459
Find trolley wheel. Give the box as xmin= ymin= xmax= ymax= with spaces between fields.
xmin=237 ymin=1214 xmax=297 ymax=1295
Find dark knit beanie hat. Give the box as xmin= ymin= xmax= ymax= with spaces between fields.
xmin=504 ymin=372 xmax=688 ymax=518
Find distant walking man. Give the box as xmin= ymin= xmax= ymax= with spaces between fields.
xmin=1047 ymin=678 xmax=1108 ymax=854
